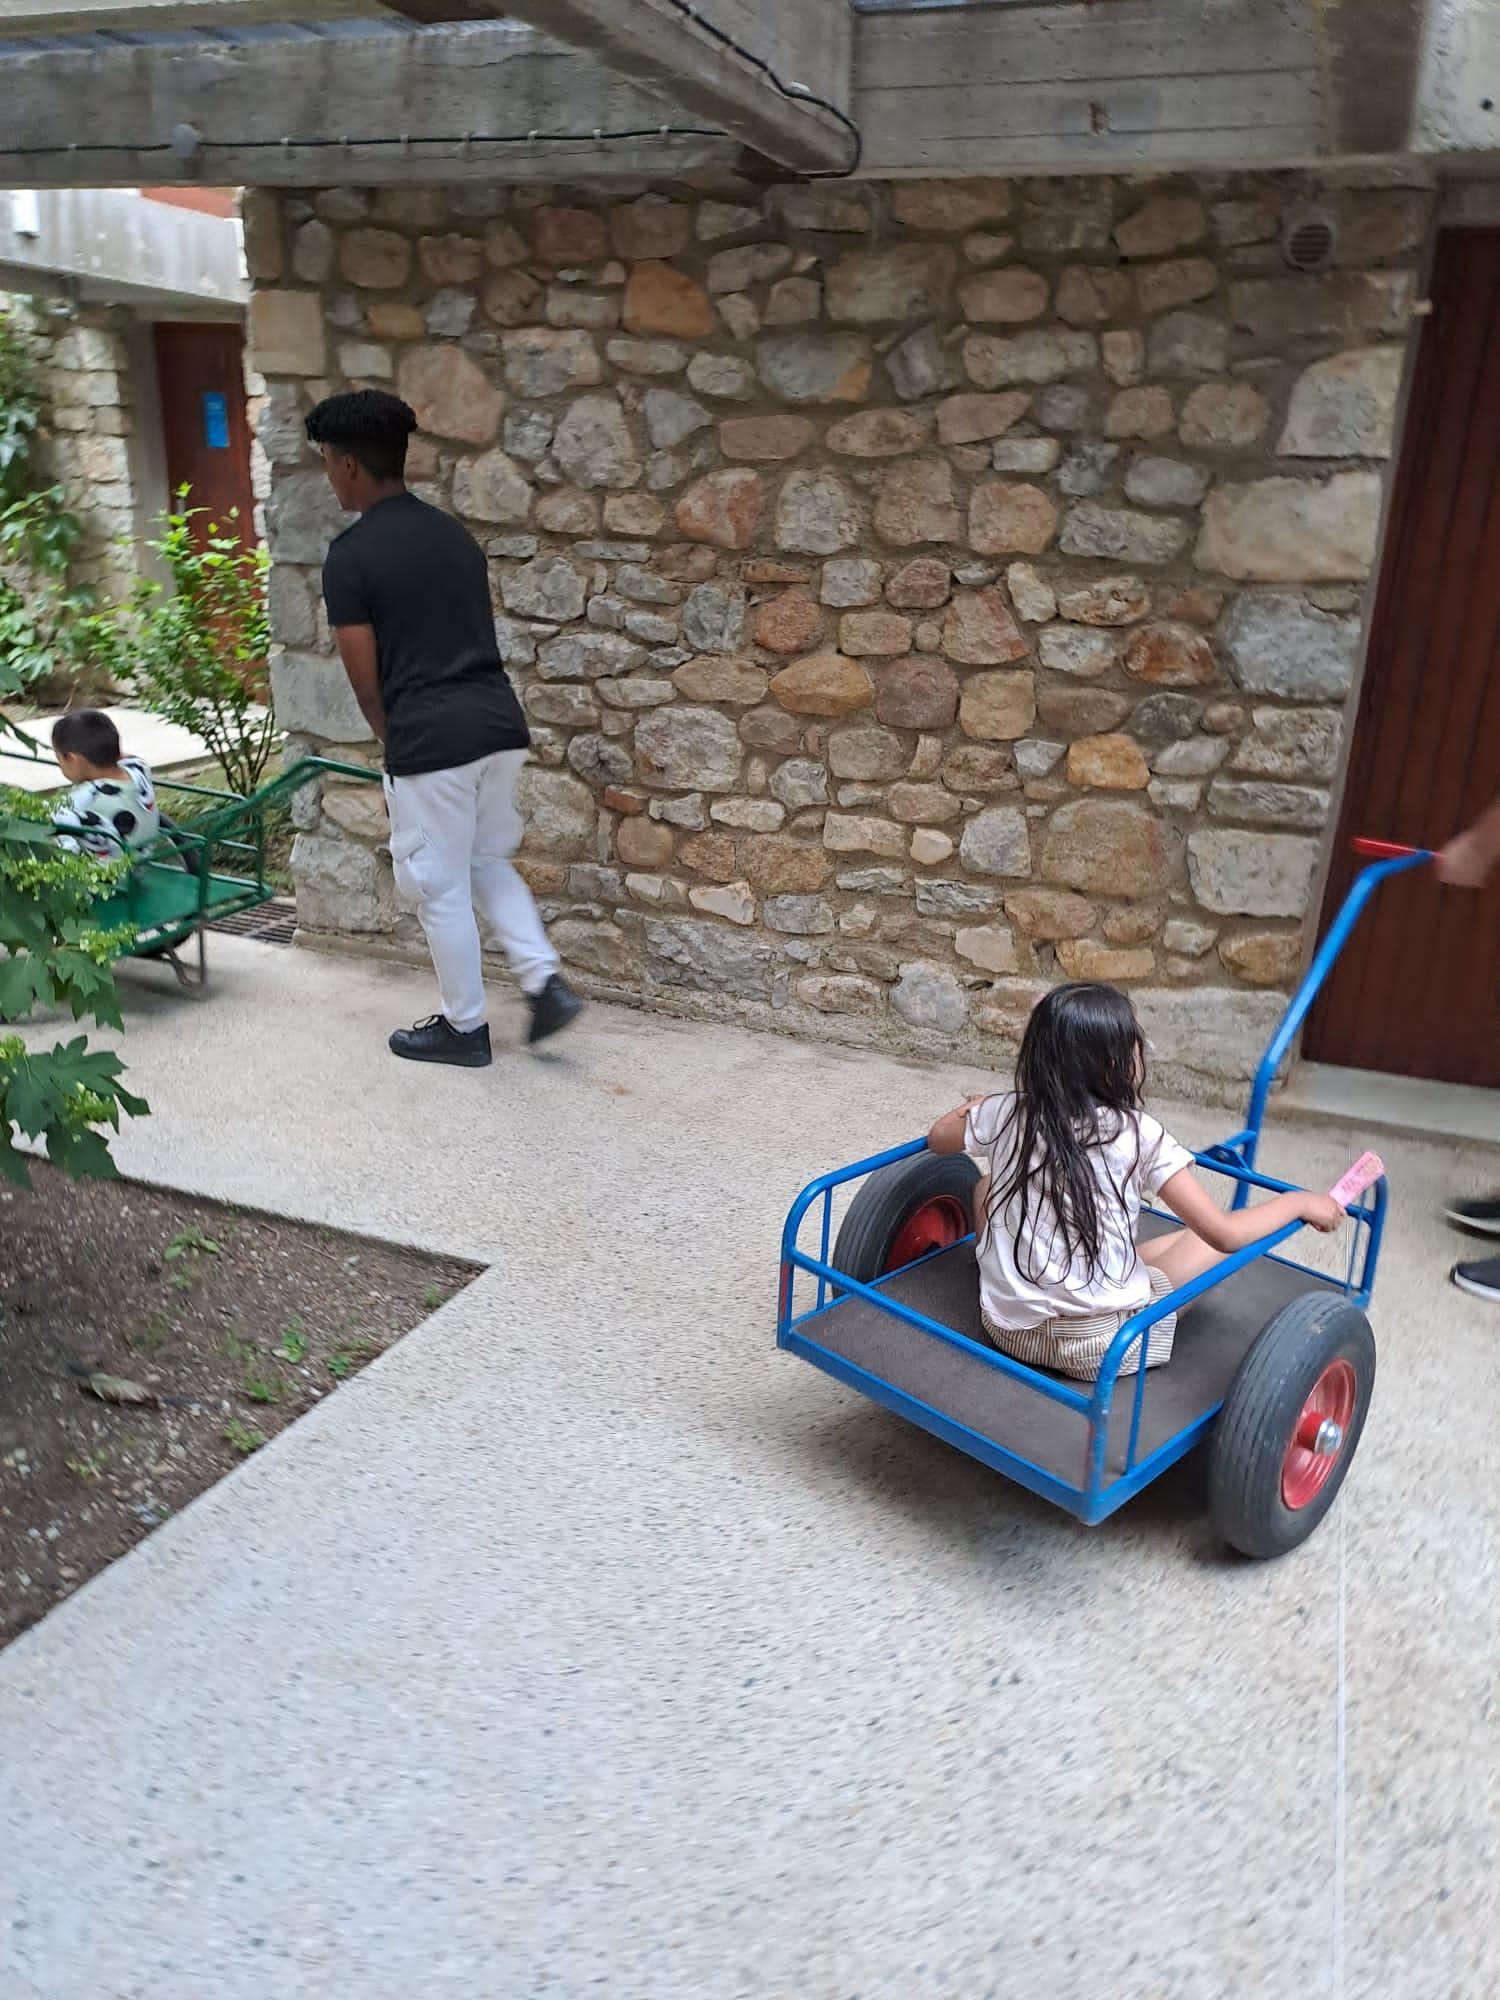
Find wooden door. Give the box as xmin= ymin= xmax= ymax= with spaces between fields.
xmin=151 ymin=321 xmax=256 ymax=548
xmin=1304 ymin=229 xmax=1500 ymax=1085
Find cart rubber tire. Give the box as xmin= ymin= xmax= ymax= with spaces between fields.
xmin=833 ymin=1152 xmax=981 ymax=1283
xmin=1208 ymin=1292 xmax=1375 ymax=1560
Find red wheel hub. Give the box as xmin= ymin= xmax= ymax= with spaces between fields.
xmin=1281 ymin=1358 xmax=1357 ymax=1509
xmin=885 ymin=1195 xmax=970 ymax=1273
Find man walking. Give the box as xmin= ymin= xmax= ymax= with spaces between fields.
xmin=305 ymin=388 xmax=580 ymax=1067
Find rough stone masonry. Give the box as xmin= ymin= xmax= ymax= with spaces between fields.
xmin=248 ymin=170 xmax=1433 ymax=1097
xmin=3 ymin=295 xmax=142 ymax=604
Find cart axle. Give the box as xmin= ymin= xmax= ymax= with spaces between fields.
xmin=1297 ymin=1414 xmax=1344 ymax=1457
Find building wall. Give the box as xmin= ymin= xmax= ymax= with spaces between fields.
xmin=2 ymin=294 xmax=143 ymax=603
xmin=1 ymin=290 xmax=265 ymax=608
xmin=250 ymin=172 xmax=1434 ymax=1097
xmin=1415 ymin=0 xmax=1500 ymax=154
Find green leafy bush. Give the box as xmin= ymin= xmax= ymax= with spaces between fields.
xmin=0 ymin=308 xmax=94 ymax=705
xmin=0 ymin=308 xmax=41 ymax=504
xmin=122 ymin=497 xmax=273 ymax=798
xmin=0 ymin=792 xmax=146 ymax=1185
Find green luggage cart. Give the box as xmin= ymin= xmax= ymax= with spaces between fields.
xmin=4 ymin=745 xmax=379 ymax=990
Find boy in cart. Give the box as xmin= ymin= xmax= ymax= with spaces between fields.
xmin=50 ymin=710 xmax=160 ymax=858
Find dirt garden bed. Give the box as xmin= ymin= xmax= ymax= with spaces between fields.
xmin=0 ymin=1163 xmax=476 ymax=1647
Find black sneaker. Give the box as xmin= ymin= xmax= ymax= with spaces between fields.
xmin=388 ymin=1015 xmax=492 ymax=1068
xmin=1445 ymin=1193 xmax=1500 ymax=1235
xmin=527 ymin=973 xmax=582 ymax=1046
xmin=1451 ymin=1255 xmax=1500 ymax=1303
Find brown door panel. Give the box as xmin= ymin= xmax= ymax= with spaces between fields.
xmin=1305 ymin=230 xmax=1500 ymax=1086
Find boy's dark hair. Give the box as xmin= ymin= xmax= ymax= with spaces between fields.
xmin=305 ymin=389 xmax=417 ymax=481
xmin=52 ymin=708 xmax=121 ymax=768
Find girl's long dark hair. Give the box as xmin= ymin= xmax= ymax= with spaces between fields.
xmin=986 ymin=982 xmax=1147 ymax=1285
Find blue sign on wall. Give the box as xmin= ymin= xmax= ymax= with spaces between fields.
xmin=201 ymin=390 xmax=230 ymax=450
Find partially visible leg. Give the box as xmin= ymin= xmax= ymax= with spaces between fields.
xmin=1450 ymin=1255 xmax=1500 ymax=1303
xmin=386 ymin=764 xmax=490 ymax=1054
xmin=1445 ymin=1192 xmax=1500 ymax=1237
xmin=471 ymin=749 xmax=581 ymax=1044
xmin=971 ymin=1173 xmax=990 ymax=1238
xmin=1138 ymin=1227 xmax=1224 ymax=1290
xmin=470 ymin=749 xmax=559 ymax=998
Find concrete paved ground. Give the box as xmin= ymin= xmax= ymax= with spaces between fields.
xmin=2 ymin=938 xmax=1497 ymax=2000
xmin=1287 ymin=1060 xmax=1500 ymax=1147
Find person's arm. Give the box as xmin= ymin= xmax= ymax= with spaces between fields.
xmin=928 ymin=1096 xmax=992 ymax=1155
xmin=331 ymin=623 xmax=386 ymax=745
xmin=1437 ymin=797 xmax=1500 ymax=888
xmin=1158 ymin=1167 xmax=1343 ymax=1252
xmin=320 ymin=542 xmax=385 ymax=744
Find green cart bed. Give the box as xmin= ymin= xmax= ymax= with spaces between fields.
xmin=4 ymin=747 xmax=379 ymax=991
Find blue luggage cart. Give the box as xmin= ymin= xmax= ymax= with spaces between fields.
xmin=778 ymin=841 xmax=1430 ymax=1558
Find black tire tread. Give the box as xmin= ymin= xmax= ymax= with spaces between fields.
xmin=1209 ymin=1291 xmax=1375 ymax=1560
xmin=833 ymin=1152 xmax=981 ymax=1284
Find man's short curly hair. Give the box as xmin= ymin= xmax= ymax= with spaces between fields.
xmin=305 ymin=389 xmax=417 ymax=481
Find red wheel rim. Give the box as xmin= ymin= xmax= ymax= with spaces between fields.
xmin=885 ymin=1195 xmax=969 ymax=1273
xmin=1281 ymin=1358 xmax=1358 ymax=1509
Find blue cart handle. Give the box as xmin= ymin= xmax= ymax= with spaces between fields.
xmin=1242 ymin=838 xmax=1433 ymax=1151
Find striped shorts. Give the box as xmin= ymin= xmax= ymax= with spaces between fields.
xmin=980 ymin=1262 xmax=1178 ymax=1383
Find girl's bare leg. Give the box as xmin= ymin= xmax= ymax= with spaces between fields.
xmin=972 ymin=1173 xmax=990 ymax=1238
xmin=1138 ymin=1227 xmax=1223 ymax=1289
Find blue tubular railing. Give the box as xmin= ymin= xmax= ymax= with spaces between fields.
xmin=1235 ymin=844 xmax=1433 ymax=1201
xmin=779 ymin=1135 xmax=1386 ymax=1520
xmin=1086 ymin=1216 xmax=1304 ymax=1498
xmin=780 ymin=839 xmax=1415 ymax=1522
xmin=777 ymin=1140 xmax=1095 ymax=1422
xmin=787 ymin=1248 xmax=1097 ymax=1417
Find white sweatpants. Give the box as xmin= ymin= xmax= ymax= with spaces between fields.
xmin=384 ymin=749 xmax=558 ymax=1031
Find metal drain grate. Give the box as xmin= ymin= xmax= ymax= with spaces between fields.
xmin=209 ymin=899 xmax=298 ymax=946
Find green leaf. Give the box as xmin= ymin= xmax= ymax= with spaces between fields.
xmin=0 ymin=952 xmax=52 ymax=1017
xmin=47 ymin=1124 xmax=119 ymax=1180
xmin=273 ymin=1324 xmax=307 ymax=1364
xmin=0 ymin=1124 xmax=32 ymax=1188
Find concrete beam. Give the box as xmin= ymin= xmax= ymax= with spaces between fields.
xmin=0 ymin=186 xmax=246 ymax=309
xmin=496 ymin=0 xmax=854 ymax=173
xmin=0 ymin=0 xmax=524 ymax=27
xmin=0 ymin=0 xmax=853 ymax=171
xmin=0 ymin=22 xmax=741 ymax=188
xmin=1321 ymin=0 xmax=1428 ymax=153
xmin=854 ymin=0 xmax=1325 ymax=175
xmin=1414 ymin=0 xmax=1500 ymax=154
xmin=0 ymin=0 xmax=368 ymax=29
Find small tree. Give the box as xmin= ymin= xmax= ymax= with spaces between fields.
xmin=122 ymin=496 xmax=274 ymax=798
xmin=0 ymin=794 xmax=146 ymax=1186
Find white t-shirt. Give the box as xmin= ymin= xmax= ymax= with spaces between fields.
xmin=964 ymin=1092 xmax=1194 ymax=1329
xmin=53 ymin=756 xmax=160 ymax=859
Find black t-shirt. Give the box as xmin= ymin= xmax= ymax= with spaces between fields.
xmin=320 ymin=491 xmax=529 ymax=777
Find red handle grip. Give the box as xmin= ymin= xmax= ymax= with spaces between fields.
xmin=1351 ymin=837 xmax=1426 ymax=859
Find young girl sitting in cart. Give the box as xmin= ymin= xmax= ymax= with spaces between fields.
xmin=927 ymin=982 xmax=1344 ymax=1382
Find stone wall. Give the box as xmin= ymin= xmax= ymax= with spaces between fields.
xmin=249 ymin=172 xmax=1433 ymax=1096
xmin=2 ymin=294 xmax=141 ymax=603
xmin=3 ymin=292 xmax=265 ymax=613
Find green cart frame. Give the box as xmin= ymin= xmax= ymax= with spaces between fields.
xmin=3 ymin=745 xmax=379 ymax=990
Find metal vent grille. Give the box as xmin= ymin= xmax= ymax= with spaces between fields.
xmin=209 ymin=899 xmax=297 ymax=946
xmin=1283 ymin=207 xmax=1336 ymax=274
